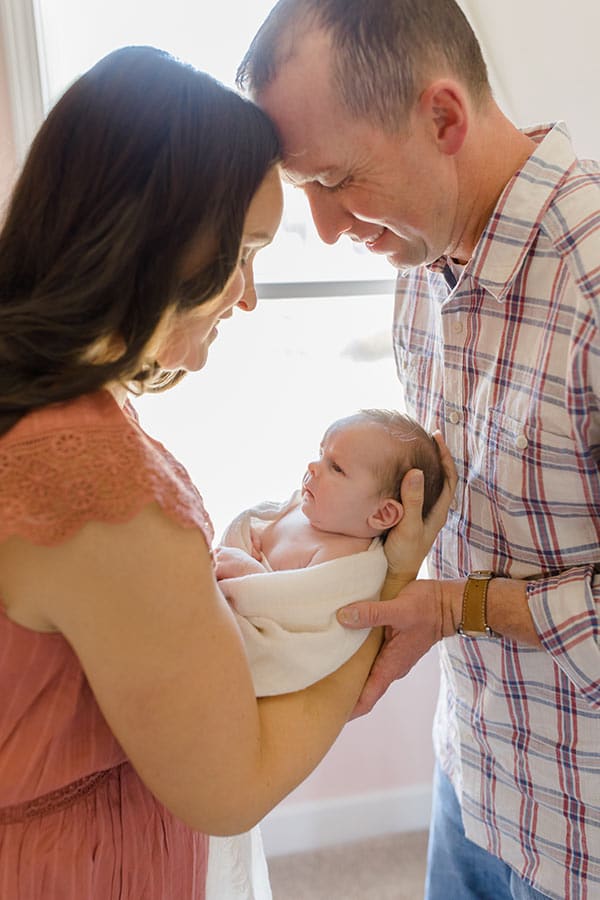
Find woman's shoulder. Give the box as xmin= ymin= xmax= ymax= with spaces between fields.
xmin=0 ymin=390 xmax=214 ymax=547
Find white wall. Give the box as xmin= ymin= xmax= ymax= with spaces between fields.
xmin=0 ymin=41 xmax=17 ymax=205
xmin=460 ymin=0 xmax=600 ymax=158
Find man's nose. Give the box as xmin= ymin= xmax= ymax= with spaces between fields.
xmin=305 ymin=185 xmax=353 ymax=245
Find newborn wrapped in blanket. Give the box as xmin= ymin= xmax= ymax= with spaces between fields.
xmin=206 ymin=491 xmax=387 ymax=900
xmin=218 ymin=489 xmax=387 ymax=697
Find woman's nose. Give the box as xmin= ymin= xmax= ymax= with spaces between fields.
xmin=237 ymin=263 xmax=257 ymax=312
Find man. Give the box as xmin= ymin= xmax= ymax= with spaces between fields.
xmin=237 ymin=2 xmax=600 ymax=899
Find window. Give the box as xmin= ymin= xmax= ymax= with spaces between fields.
xmin=0 ymin=0 xmax=403 ymax=535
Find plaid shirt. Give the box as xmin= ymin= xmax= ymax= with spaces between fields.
xmin=393 ymin=122 xmax=600 ymax=900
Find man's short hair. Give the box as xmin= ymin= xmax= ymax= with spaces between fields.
xmin=237 ymin=0 xmax=491 ymax=132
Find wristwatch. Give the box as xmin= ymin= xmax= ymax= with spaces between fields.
xmin=457 ymin=570 xmax=499 ymax=637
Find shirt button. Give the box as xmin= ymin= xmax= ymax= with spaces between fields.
xmin=452 ymin=320 xmax=463 ymax=334
xmin=515 ymin=434 xmax=528 ymax=450
xmin=448 ymin=411 xmax=460 ymax=425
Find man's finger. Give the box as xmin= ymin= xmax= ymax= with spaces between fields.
xmin=400 ymin=468 xmax=425 ymax=513
xmin=350 ymin=667 xmax=393 ymax=719
xmin=432 ymin=430 xmax=458 ymax=494
xmin=337 ymin=600 xmax=390 ymax=629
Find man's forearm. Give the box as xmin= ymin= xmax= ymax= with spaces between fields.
xmin=441 ymin=578 xmax=542 ymax=647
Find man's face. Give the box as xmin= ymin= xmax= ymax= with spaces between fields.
xmin=257 ymin=30 xmax=461 ymax=270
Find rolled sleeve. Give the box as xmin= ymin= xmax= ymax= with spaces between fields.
xmin=527 ymin=565 xmax=600 ymax=707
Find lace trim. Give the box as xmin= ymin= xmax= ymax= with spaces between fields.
xmin=0 ymin=399 xmax=214 ymax=547
xmin=0 ymin=767 xmax=120 ymax=824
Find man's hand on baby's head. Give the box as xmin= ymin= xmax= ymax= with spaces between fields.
xmin=213 ymin=546 xmax=267 ymax=580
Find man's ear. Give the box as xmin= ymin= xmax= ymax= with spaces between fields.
xmin=367 ymin=498 xmax=404 ymax=532
xmin=419 ymin=79 xmax=469 ymax=157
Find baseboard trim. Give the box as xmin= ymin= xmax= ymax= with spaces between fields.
xmin=261 ymin=783 xmax=432 ymax=858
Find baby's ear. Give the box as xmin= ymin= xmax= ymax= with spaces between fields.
xmin=368 ymin=499 xmax=404 ymax=532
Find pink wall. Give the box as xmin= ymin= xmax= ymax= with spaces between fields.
xmin=279 ymin=649 xmax=437 ymax=807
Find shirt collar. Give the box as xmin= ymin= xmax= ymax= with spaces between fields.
xmin=429 ymin=122 xmax=578 ymax=301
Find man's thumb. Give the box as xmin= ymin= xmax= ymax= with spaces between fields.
xmin=337 ymin=601 xmax=380 ymax=629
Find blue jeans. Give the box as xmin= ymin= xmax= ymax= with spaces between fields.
xmin=425 ymin=765 xmax=550 ymax=900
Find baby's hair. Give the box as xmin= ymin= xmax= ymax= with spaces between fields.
xmin=330 ymin=409 xmax=445 ymax=520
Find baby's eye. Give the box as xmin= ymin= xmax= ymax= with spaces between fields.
xmin=331 ymin=462 xmax=344 ymax=474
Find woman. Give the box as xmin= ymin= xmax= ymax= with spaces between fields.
xmin=0 ymin=46 xmax=452 ymax=898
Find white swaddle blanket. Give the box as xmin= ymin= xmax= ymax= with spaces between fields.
xmin=221 ymin=490 xmax=387 ymax=697
xmin=206 ymin=491 xmax=387 ymax=899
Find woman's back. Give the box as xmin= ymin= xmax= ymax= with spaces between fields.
xmin=0 ymin=391 xmax=211 ymax=898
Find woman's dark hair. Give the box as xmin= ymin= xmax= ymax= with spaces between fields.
xmin=0 ymin=45 xmax=281 ymax=435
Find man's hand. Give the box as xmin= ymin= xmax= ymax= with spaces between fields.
xmin=338 ymin=579 xmax=449 ymax=717
xmin=384 ymin=431 xmax=457 ymax=580
xmin=337 ymin=432 xmax=459 ymax=717
xmin=213 ymin=546 xmax=267 ymax=580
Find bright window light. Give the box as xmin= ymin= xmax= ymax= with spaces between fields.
xmin=34 ymin=0 xmax=392 ymax=285
xmin=29 ymin=0 xmax=404 ymax=535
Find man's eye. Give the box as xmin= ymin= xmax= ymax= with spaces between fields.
xmin=326 ymin=177 xmax=351 ymax=193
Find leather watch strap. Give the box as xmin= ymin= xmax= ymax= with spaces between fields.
xmin=457 ymin=570 xmax=498 ymax=637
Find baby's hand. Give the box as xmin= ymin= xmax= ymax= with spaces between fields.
xmin=213 ymin=546 xmax=267 ymax=580
xmin=248 ymin=526 xmax=263 ymax=561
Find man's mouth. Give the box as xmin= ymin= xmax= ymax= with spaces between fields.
xmin=364 ymin=228 xmax=389 ymax=253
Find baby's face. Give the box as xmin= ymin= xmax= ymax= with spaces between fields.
xmin=301 ymin=421 xmax=389 ymax=538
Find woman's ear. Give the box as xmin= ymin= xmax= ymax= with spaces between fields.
xmin=367 ymin=499 xmax=404 ymax=532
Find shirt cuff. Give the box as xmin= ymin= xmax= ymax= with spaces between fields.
xmin=527 ymin=565 xmax=600 ymax=707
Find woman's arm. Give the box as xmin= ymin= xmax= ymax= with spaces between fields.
xmin=0 ymin=504 xmax=379 ymax=835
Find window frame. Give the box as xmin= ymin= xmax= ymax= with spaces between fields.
xmin=0 ymin=0 xmax=47 ymax=163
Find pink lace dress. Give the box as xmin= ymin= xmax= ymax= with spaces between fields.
xmin=0 ymin=391 xmax=214 ymax=899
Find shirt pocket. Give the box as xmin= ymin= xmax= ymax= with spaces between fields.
xmin=481 ymin=408 xmax=599 ymax=570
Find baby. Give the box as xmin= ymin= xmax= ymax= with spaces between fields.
xmin=207 ymin=410 xmax=446 ymax=900
xmin=214 ymin=408 xmax=445 ymax=580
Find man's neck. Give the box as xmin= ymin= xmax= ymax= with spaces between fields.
xmin=451 ymin=105 xmax=538 ymax=263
